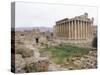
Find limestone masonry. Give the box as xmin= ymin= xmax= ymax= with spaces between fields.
xmin=53 ymin=13 xmax=94 ymax=43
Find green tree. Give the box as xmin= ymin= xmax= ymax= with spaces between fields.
xmin=92 ymin=36 xmax=97 ymax=48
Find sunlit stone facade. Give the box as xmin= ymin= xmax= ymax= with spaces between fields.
xmin=53 ymin=13 xmax=94 ymax=43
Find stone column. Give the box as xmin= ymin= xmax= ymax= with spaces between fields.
xmin=62 ymin=23 xmax=64 ymax=35
xmin=56 ymin=25 xmax=57 ymax=35
xmin=61 ymin=24 xmax=63 ymax=36
xmin=86 ymin=21 xmax=87 ymax=39
xmin=87 ymin=22 xmax=88 ymax=38
xmin=76 ymin=20 xmax=78 ymax=39
xmin=58 ymin=25 xmax=60 ymax=35
xmin=61 ymin=24 xmax=62 ymax=36
xmin=66 ymin=23 xmax=67 ymax=38
xmin=63 ymin=23 xmax=65 ymax=36
xmin=69 ymin=21 xmax=70 ymax=39
xmin=67 ymin=22 xmax=69 ymax=38
xmin=89 ymin=22 xmax=92 ymax=38
xmin=88 ymin=22 xmax=90 ymax=38
xmin=84 ymin=21 xmax=86 ymax=39
xmin=56 ymin=25 xmax=58 ymax=35
xmin=81 ymin=21 xmax=83 ymax=39
xmin=74 ymin=20 xmax=77 ymax=39
xmin=65 ymin=23 xmax=66 ymax=37
xmin=54 ymin=25 xmax=55 ymax=34
xmin=77 ymin=20 xmax=79 ymax=39
xmin=57 ymin=24 xmax=58 ymax=35
xmin=79 ymin=21 xmax=80 ymax=39
xmin=84 ymin=21 xmax=86 ymax=41
xmin=87 ymin=22 xmax=88 ymax=39
xmin=83 ymin=21 xmax=85 ymax=39
xmin=70 ymin=21 xmax=72 ymax=39
xmin=73 ymin=20 xmax=74 ymax=39
xmin=62 ymin=24 xmax=63 ymax=36
xmin=62 ymin=23 xmax=64 ymax=37
xmin=62 ymin=23 xmax=64 ymax=36
xmin=78 ymin=20 xmax=80 ymax=39
xmin=77 ymin=20 xmax=80 ymax=39
xmin=59 ymin=24 xmax=60 ymax=34
xmin=86 ymin=22 xmax=88 ymax=38
xmin=72 ymin=20 xmax=74 ymax=39
xmin=80 ymin=20 xmax=82 ymax=39
xmin=60 ymin=24 xmax=61 ymax=36
xmin=56 ymin=25 xmax=58 ymax=36
xmin=62 ymin=23 xmax=63 ymax=36
xmin=64 ymin=23 xmax=66 ymax=36
xmin=64 ymin=23 xmax=65 ymax=36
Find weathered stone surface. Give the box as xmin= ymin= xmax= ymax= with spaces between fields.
xmin=34 ymin=57 xmax=49 ymax=72
xmin=15 ymin=54 xmax=26 ymax=73
xmin=23 ymin=56 xmax=50 ymax=72
xmin=48 ymin=63 xmax=60 ymax=71
xmin=54 ymin=13 xmax=94 ymax=44
xmin=15 ymin=46 xmax=34 ymax=58
xmin=14 ymin=29 xmax=97 ymax=72
xmin=72 ymin=51 xmax=97 ymax=69
xmin=24 ymin=57 xmax=35 ymax=65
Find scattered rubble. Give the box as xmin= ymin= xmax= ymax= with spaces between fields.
xmin=13 ymin=31 xmax=97 ymax=73
xmin=15 ymin=54 xmax=26 ymax=73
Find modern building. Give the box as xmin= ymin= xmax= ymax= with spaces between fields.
xmin=53 ymin=13 xmax=94 ymax=43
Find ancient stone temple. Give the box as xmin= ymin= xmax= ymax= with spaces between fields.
xmin=53 ymin=13 xmax=94 ymax=43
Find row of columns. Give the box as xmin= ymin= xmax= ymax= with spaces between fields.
xmin=55 ymin=20 xmax=93 ymax=40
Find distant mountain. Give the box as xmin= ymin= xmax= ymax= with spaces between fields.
xmin=14 ymin=27 xmax=53 ymax=32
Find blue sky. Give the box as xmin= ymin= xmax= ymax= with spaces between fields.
xmin=15 ymin=2 xmax=97 ymax=28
